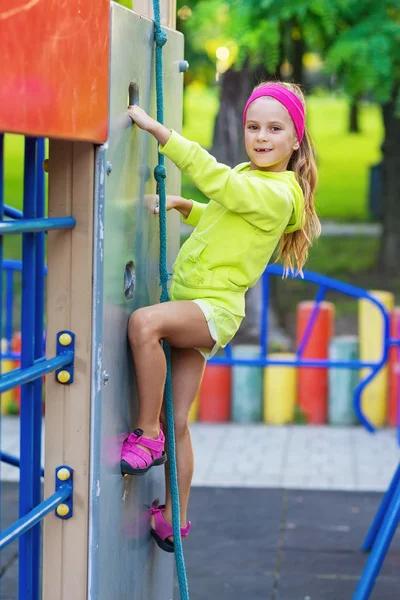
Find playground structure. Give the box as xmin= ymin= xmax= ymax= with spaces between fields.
xmin=195 ymin=268 xmax=400 ymax=435
xmin=1 ymin=1 xmax=183 ymax=599
xmin=0 ymin=1 xmax=399 ymax=599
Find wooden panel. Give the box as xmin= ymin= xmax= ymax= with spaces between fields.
xmin=0 ymin=1 xmax=110 ymax=142
xmin=43 ymin=140 xmax=94 ymax=600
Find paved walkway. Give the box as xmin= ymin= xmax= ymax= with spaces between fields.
xmin=1 ymin=417 xmax=399 ymax=491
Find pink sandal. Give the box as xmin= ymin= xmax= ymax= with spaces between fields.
xmin=149 ymin=503 xmax=191 ymax=553
xmin=120 ymin=427 xmax=167 ymax=475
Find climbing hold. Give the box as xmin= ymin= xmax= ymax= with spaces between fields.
xmin=57 ymin=370 xmax=71 ymax=384
xmin=58 ymin=333 xmax=72 ymax=346
xmin=57 ymin=468 xmax=71 ymax=481
xmin=56 ymin=504 xmax=70 ymax=517
xmin=179 ymin=60 xmax=189 ymax=73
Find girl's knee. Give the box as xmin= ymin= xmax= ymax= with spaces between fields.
xmin=128 ymin=307 xmax=157 ymax=345
xmin=174 ymin=414 xmax=190 ymax=438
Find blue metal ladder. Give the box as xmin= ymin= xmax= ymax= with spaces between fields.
xmin=0 ymin=135 xmax=76 ymax=600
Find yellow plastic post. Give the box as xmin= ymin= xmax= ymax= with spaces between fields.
xmin=188 ymin=393 xmax=200 ymax=423
xmin=0 ymin=339 xmax=16 ymax=415
xmin=264 ymin=353 xmax=297 ymax=424
xmin=359 ymin=290 xmax=394 ymax=427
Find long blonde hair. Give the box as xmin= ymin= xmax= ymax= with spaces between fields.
xmin=253 ymin=81 xmax=321 ymax=276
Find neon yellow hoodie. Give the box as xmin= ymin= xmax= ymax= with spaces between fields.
xmin=159 ymin=130 xmax=304 ymax=317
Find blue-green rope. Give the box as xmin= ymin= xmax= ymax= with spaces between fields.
xmin=152 ymin=1 xmax=189 ymax=598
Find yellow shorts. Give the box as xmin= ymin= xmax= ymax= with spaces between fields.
xmin=191 ymin=299 xmax=243 ymax=360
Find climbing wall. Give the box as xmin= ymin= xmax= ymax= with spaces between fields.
xmin=88 ymin=4 xmax=183 ymax=598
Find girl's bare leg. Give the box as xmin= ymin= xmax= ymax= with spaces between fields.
xmin=157 ymin=347 xmax=206 ymax=541
xmin=127 ymin=300 xmax=213 ymax=445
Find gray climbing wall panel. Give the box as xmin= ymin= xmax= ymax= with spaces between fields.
xmin=89 ymin=4 xmax=184 ymax=599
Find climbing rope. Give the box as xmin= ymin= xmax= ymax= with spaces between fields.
xmin=152 ymin=1 xmax=190 ymax=598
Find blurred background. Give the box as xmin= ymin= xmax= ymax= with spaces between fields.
xmin=162 ymin=0 xmax=399 ymax=342
xmin=172 ymin=0 xmax=400 ymax=340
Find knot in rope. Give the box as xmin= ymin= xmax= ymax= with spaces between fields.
xmin=154 ymin=164 xmax=166 ymax=183
xmin=154 ymin=25 xmax=168 ymax=47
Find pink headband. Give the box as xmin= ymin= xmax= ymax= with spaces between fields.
xmin=242 ymin=84 xmax=305 ymax=143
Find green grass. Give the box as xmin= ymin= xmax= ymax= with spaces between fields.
xmin=181 ymin=85 xmax=384 ymax=221
xmin=307 ymin=95 xmax=383 ymax=221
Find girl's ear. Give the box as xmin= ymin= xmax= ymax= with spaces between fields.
xmin=293 ymin=137 xmax=300 ymax=151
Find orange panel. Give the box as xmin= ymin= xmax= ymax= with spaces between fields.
xmin=0 ymin=0 xmax=110 ymax=142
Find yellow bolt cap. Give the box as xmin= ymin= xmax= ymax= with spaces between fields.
xmin=57 ymin=468 xmax=70 ymax=481
xmin=57 ymin=370 xmax=71 ymax=384
xmin=59 ymin=333 xmax=72 ymax=346
xmin=56 ymin=504 xmax=70 ymax=517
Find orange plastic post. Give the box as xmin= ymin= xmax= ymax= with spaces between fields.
xmin=0 ymin=0 xmax=110 ymax=142
xmin=199 ymin=365 xmax=231 ymax=422
xmin=388 ymin=307 xmax=400 ymax=427
xmin=297 ymin=301 xmax=335 ymax=424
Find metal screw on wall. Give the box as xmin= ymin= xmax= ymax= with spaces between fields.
xmin=178 ymin=60 xmax=189 ymax=73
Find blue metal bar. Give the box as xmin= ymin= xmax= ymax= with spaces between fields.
xmin=0 ymin=451 xmax=44 ymax=478
xmin=3 ymin=259 xmax=46 ymax=272
xmin=266 ymin=264 xmax=372 ymax=299
xmin=362 ymin=463 xmax=400 ymax=552
xmin=0 ymin=488 xmax=70 ymax=551
xmin=3 ymin=259 xmax=25 ymax=271
xmin=4 ymin=205 xmax=23 ymax=219
xmin=260 ymin=271 xmax=269 ymax=358
xmin=32 ymin=138 xmax=45 ymax=594
xmin=19 ymin=136 xmax=38 ymax=600
xmin=0 ymin=353 xmax=73 ymax=393
xmin=2 ymin=351 xmax=23 ymax=361
xmin=0 ymin=216 xmax=75 ymax=235
xmin=296 ymin=285 xmax=328 ymax=358
xmin=353 ymin=475 xmax=400 ymax=599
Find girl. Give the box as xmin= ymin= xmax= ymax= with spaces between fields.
xmin=121 ymin=81 xmax=321 ymax=552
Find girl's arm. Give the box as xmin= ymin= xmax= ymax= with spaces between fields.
xmin=129 ymin=107 xmax=207 ymax=227
xmin=167 ymin=197 xmax=206 ymax=226
xmin=128 ymin=105 xmax=290 ymax=230
xmin=158 ymin=130 xmax=293 ymax=230
xmin=128 ymin=105 xmax=171 ymax=144
xmin=153 ymin=195 xmax=206 ymax=227
xmin=146 ymin=194 xmax=193 ymax=218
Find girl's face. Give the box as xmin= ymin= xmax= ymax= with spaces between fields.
xmin=244 ymin=96 xmax=300 ymax=172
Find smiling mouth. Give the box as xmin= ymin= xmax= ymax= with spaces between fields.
xmin=255 ymin=149 xmax=272 ymax=153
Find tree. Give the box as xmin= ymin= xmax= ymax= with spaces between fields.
xmin=181 ymin=0 xmax=342 ymax=165
xmin=323 ymin=0 xmax=400 ymax=274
